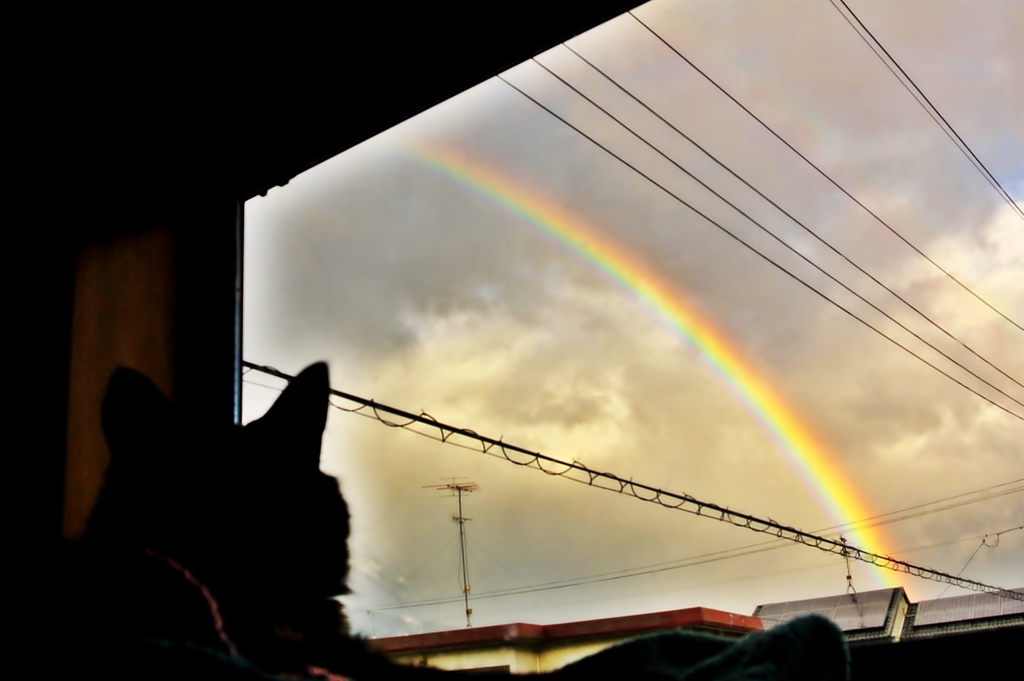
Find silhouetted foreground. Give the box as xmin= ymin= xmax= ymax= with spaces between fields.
xmin=58 ymin=363 xmax=849 ymax=680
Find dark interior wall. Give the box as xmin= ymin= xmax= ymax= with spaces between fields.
xmin=18 ymin=2 xmax=647 ymax=544
xmin=62 ymin=196 xmax=240 ymax=540
xmin=64 ymin=226 xmax=178 ymax=540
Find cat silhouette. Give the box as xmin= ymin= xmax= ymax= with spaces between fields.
xmin=64 ymin=362 xmax=848 ymax=680
xmin=73 ymin=362 xmax=353 ymax=676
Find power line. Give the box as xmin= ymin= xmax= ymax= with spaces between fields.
xmin=829 ymin=0 xmax=1024 ymax=222
xmin=627 ymin=10 xmax=1024 ymax=333
xmin=373 ymin=527 xmax=1023 ymax=611
xmin=241 ymin=361 xmax=1024 ymax=601
xmin=813 ymin=484 xmax=1024 ymax=535
xmin=372 ymin=541 xmax=793 ymax=611
xmin=934 ymin=525 xmax=1021 ymax=599
xmin=557 ymin=42 xmax=1023 ymax=392
xmin=828 ymin=478 xmax=1024 ymax=525
xmin=496 ymin=71 xmax=1024 ymax=422
xmin=370 ymin=527 xmax=1023 ymax=612
xmin=342 ymin=404 xmax=1020 ymax=598
xmin=249 ymin=374 xmax=1024 ymax=602
xmin=526 ymin=55 xmax=1024 ymax=409
xmin=252 ymin=369 xmax=1024 ymax=579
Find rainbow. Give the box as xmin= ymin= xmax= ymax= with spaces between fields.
xmin=405 ymin=142 xmax=896 ymax=587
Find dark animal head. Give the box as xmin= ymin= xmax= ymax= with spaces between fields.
xmin=86 ymin=362 xmax=350 ymax=666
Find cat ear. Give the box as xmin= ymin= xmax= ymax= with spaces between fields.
xmin=256 ymin=362 xmax=330 ymax=462
xmin=102 ymin=367 xmax=175 ymax=464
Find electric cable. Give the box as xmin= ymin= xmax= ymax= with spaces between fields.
xmin=829 ymin=0 xmax=1024 ymax=221
xmin=627 ymin=9 xmax=1023 ymax=333
xmin=933 ymin=525 xmax=1021 ymax=599
xmin=527 ymin=55 xmax=1024 ymax=407
xmin=244 ymin=372 xmax=1022 ymax=608
xmin=558 ymin=42 xmax=1023 ymax=391
xmin=267 ymin=381 xmax=1024 ymax=597
xmin=241 ymin=361 xmax=1024 ymax=600
xmin=496 ymin=72 xmax=1024 ymax=421
xmin=252 ymin=376 xmax=1023 ymax=588
xmin=369 ymin=527 xmax=1023 ymax=611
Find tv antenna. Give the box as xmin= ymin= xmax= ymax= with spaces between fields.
xmin=425 ymin=478 xmax=479 ymax=627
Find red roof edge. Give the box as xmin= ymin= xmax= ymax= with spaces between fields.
xmin=544 ymin=607 xmax=763 ymax=640
xmin=370 ymin=607 xmax=762 ymax=653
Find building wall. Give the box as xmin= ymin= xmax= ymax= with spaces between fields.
xmin=391 ymin=646 xmax=533 ymax=674
xmin=389 ymin=633 xmax=704 ymax=674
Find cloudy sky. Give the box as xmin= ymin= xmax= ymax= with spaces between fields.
xmin=242 ymin=0 xmax=1023 ymax=638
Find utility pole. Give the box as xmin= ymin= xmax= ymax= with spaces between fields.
xmin=425 ymin=478 xmax=479 ymax=627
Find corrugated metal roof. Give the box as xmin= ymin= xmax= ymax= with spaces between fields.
xmin=899 ymin=587 xmax=1024 ymax=639
xmin=754 ymin=588 xmax=897 ymax=632
xmin=912 ymin=588 xmax=1024 ymax=626
xmin=753 ymin=588 xmax=912 ymax=643
xmin=755 ymin=587 xmax=1024 ymax=643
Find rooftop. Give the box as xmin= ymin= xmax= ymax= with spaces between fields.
xmin=372 ymin=606 xmax=762 ymax=655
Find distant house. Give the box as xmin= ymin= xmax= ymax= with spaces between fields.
xmin=753 ymin=586 xmax=1024 ymax=644
xmin=369 ymin=607 xmax=762 ymax=674
xmin=371 ymin=587 xmax=1024 ymax=675
xmin=754 ymin=588 xmax=910 ymax=644
xmin=900 ymin=588 xmax=1024 ymax=640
